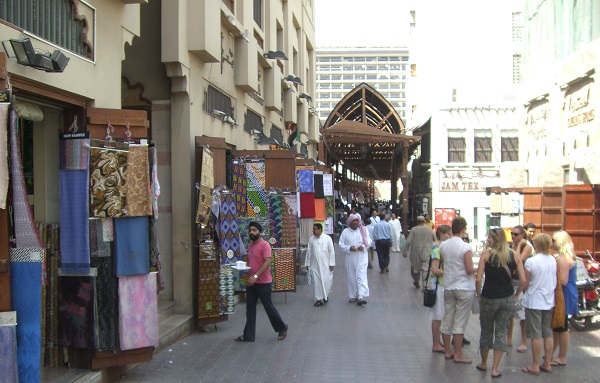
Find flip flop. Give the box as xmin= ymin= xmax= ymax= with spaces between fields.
xmin=550 ymin=361 xmax=566 ymax=367
xmin=517 ymin=346 xmax=528 ymax=353
xmin=432 ymin=349 xmax=445 ymax=353
xmin=444 ymin=354 xmax=455 ymax=360
xmin=539 ymin=366 xmax=552 ymax=373
xmin=454 ymin=359 xmax=473 ymax=364
xmin=522 ymin=367 xmax=540 ymax=375
xmin=491 ymin=371 xmax=502 ymax=378
xmin=476 ymin=365 xmax=487 ymax=372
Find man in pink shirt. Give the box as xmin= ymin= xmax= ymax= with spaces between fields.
xmin=235 ymin=221 xmax=288 ymax=342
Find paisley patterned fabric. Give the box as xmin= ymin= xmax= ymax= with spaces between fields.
xmin=268 ymin=194 xmax=283 ymax=248
xmin=281 ymin=194 xmax=298 ymax=248
xmin=89 ymin=142 xmax=129 ymax=218
xmin=246 ymin=161 xmax=268 ymax=217
xmin=232 ymin=160 xmax=247 ymax=217
xmin=324 ymin=196 xmax=334 ymax=218
xmin=297 ymin=168 xmax=314 ymax=192
xmin=60 ymin=170 xmax=90 ymax=274
xmin=118 ymin=273 xmax=159 ymax=351
xmin=124 ymin=145 xmax=152 ymax=217
xmin=273 ymin=248 xmax=296 ymax=292
xmin=60 ymin=133 xmax=90 ymax=170
xmin=198 ymin=244 xmax=220 ymax=318
xmin=219 ymin=193 xmax=242 ymax=264
xmin=0 ymin=325 xmax=18 ymax=383
xmin=58 ymin=276 xmax=96 ymax=349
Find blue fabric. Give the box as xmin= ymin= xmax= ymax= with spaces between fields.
xmin=11 ymin=261 xmax=42 ymax=383
xmin=0 ymin=326 xmax=19 ymax=383
xmin=564 ymin=265 xmax=579 ymax=315
xmin=60 ymin=169 xmax=91 ymax=274
xmin=297 ymin=169 xmax=314 ymax=193
xmin=114 ymin=217 xmax=150 ymax=276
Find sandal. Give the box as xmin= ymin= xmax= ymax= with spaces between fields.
xmin=234 ymin=335 xmax=254 ymax=342
xmin=278 ymin=324 xmax=288 ymax=340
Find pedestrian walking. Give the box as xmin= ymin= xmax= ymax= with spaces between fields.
xmin=403 ymin=216 xmax=436 ymax=288
xmin=365 ymin=217 xmax=376 ymax=269
xmin=338 ymin=213 xmax=372 ymax=306
xmin=235 ymin=221 xmax=288 ymax=342
xmin=373 ymin=213 xmax=392 ymax=273
xmin=389 ymin=213 xmax=403 ymax=252
xmin=428 ymin=224 xmax=452 ymax=353
xmin=305 ymin=223 xmax=335 ymax=307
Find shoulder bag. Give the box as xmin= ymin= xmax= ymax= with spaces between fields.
xmin=423 ymin=253 xmax=437 ymax=308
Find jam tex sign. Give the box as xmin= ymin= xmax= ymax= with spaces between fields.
xmin=439 ymin=169 xmax=493 ymax=192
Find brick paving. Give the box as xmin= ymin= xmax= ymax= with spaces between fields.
xmin=117 ymin=244 xmax=600 ymax=383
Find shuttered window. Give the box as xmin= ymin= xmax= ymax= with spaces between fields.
xmin=501 ymin=137 xmax=519 ymax=162
xmin=448 ymin=138 xmax=465 ymax=163
xmin=253 ymin=0 xmax=262 ymax=28
xmin=475 ymin=137 xmax=493 ymax=163
xmin=270 ymin=125 xmax=283 ymax=142
xmin=244 ymin=109 xmax=263 ymax=134
xmin=203 ymin=86 xmax=233 ymax=118
xmin=0 ymin=0 xmax=93 ymax=59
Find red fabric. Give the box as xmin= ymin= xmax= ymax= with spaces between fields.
xmin=299 ymin=193 xmax=316 ymax=218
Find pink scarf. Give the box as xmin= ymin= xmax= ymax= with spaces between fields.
xmin=346 ymin=213 xmax=369 ymax=247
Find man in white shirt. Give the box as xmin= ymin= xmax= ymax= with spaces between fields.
xmin=339 ymin=213 xmax=372 ymax=306
xmin=389 ymin=213 xmax=403 ymax=252
xmin=305 ymin=223 xmax=335 ymax=307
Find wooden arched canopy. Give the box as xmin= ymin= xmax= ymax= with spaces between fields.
xmin=321 ymin=83 xmax=420 ymax=181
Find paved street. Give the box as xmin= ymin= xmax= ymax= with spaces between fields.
xmin=117 ymin=244 xmax=600 ymax=383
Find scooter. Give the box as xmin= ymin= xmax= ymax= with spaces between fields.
xmin=569 ymin=250 xmax=600 ymax=331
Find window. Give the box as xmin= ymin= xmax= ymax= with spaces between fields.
xmin=448 ymin=138 xmax=466 ymax=163
xmin=203 ymin=86 xmax=233 ymax=117
xmin=475 ymin=137 xmax=492 ymax=163
xmin=270 ymin=125 xmax=283 ymax=142
xmin=244 ymin=109 xmax=263 ymax=134
xmin=501 ymin=137 xmax=519 ymax=161
xmin=300 ymin=143 xmax=308 ymax=155
xmin=513 ymin=54 xmax=522 ymax=84
xmin=253 ymin=0 xmax=262 ymax=28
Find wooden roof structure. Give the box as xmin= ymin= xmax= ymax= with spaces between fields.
xmin=321 ymin=83 xmax=420 ymax=181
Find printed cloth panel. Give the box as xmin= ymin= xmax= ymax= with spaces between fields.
xmin=90 ymin=255 xmax=119 ymax=351
xmin=118 ymin=273 xmax=158 ymax=351
xmin=89 ymin=219 xmax=112 ymax=258
xmin=324 ymin=196 xmax=334 ymax=218
xmin=124 ymin=145 xmax=153 ymax=216
xmin=268 ymin=194 xmax=283 ymax=248
xmin=58 ymin=276 xmax=96 ymax=349
xmin=196 ymin=185 xmax=213 ymax=225
xmin=60 ymin=133 xmax=90 ymax=170
xmin=232 ymin=160 xmax=247 ymax=217
xmin=273 ymin=248 xmax=296 ymax=292
xmin=297 ymin=168 xmax=314 ymax=192
xmin=198 ymin=244 xmax=221 ymax=318
xmin=89 ymin=142 xmax=129 ymax=218
xmin=0 ymin=326 xmax=18 ymax=383
xmin=281 ymin=194 xmax=298 ymax=248
xmin=219 ymin=193 xmax=242 ymax=264
xmin=246 ymin=161 xmax=268 ymax=217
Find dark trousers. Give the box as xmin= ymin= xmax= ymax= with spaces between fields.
xmin=243 ymin=283 xmax=287 ymax=341
xmin=375 ymin=239 xmax=391 ymax=271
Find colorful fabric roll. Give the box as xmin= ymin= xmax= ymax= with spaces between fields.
xmin=114 ymin=217 xmax=150 ymax=276
xmin=299 ymin=192 xmax=316 ymax=218
xmin=323 ymin=173 xmax=333 ymax=196
xmin=198 ymin=244 xmax=220 ymax=318
xmin=124 ymin=145 xmax=153 ymax=217
xmin=313 ymin=173 xmax=324 ymax=198
xmin=297 ymin=168 xmax=314 ymax=192
xmin=10 ymin=253 xmax=42 ymax=383
xmin=314 ymin=198 xmax=327 ymax=221
xmin=273 ymin=248 xmax=295 ymax=292
xmin=324 ymin=196 xmax=334 ymax=218
xmin=89 ymin=142 xmax=129 ymax=218
xmin=60 ymin=133 xmax=90 ymax=170
xmin=281 ymin=194 xmax=298 ymax=248
xmin=0 ymin=325 xmax=18 ymax=383
xmin=219 ymin=193 xmax=242 ymax=264
xmin=268 ymin=194 xmax=283 ymax=248
xmin=118 ymin=273 xmax=158 ymax=351
xmin=232 ymin=160 xmax=247 ymax=217
xmin=58 ymin=276 xmax=96 ymax=349
xmin=60 ymin=169 xmax=91 ymax=274
xmin=246 ymin=161 xmax=268 ymax=217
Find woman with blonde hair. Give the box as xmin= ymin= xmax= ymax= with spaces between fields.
xmin=550 ymin=230 xmax=578 ymax=367
xmin=507 ymin=225 xmax=533 ymax=352
xmin=475 ymin=228 xmax=525 ymax=378
xmin=522 ymin=233 xmax=556 ymax=375
xmin=429 ymin=224 xmax=452 ymax=353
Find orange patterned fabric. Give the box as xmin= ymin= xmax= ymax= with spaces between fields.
xmin=124 ymin=145 xmax=152 ymax=216
xmin=273 ymin=248 xmax=295 ymax=292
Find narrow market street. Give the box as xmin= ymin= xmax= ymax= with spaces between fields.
xmin=116 ymin=244 xmax=600 ymax=383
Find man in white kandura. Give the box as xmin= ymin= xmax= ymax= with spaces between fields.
xmin=338 ymin=213 xmax=372 ymax=306
xmin=389 ymin=213 xmax=403 ymax=252
xmin=305 ymin=223 xmax=335 ymax=307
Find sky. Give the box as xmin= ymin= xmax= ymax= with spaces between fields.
xmin=315 ymin=0 xmax=411 ymax=47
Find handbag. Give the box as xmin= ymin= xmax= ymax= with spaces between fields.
xmin=423 ymin=253 xmax=437 ymax=308
xmin=471 ymin=292 xmax=480 ymax=314
xmin=552 ymin=257 xmax=566 ymax=328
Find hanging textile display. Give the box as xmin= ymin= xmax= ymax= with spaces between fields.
xmin=299 ymin=192 xmax=316 ymax=218
xmin=59 ymin=165 xmax=90 ymax=274
xmin=268 ymin=194 xmax=283 ymax=248
xmin=219 ymin=266 xmax=234 ymax=314
xmin=297 ymin=168 xmax=314 ymax=193
xmin=314 ymin=198 xmax=327 ymax=221
xmin=114 ymin=217 xmax=150 ymax=276
xmin=58 ymin=276 xmax=97 ymax=349
xmin=245 ymin=160 xmax=268 ymax=217
xmin=123 ymin=145 xmax=153 ymax=217
xmin=196 ymin=147 xmax=214 ymax=224
xmin=232 ymin=159 xmax=247 ymax=217
xmin=90 ymin=251 xmax=119 ymax=351
xmin=0 ymin=323 xmax=18 ymax=383
xmin=273 ymin=248 xmax=296 ymax=292
xmin=89 ymin=219 xmax=111 ymax=258
xmin=219 ymin=192 xmax=242 ymax=264
xmin=0 ymin=103 xmax=9 ymax=209
xmin=198 ymin=244 xmax=220 ymax=319
xmin=89 ymin=140 xmax=129 ymax=218
xmin=313 ymin=172 xmax=324 ymax=198
xmin=281 ymin=194 xmax=298 ymax=248
xmin=324 ymin=196 xmax=334 ymax=218
xmin=323 ymin=173 xmax=333 ymax=196
xmin=10 ymin=248 xmax=43 ymax=383
xmin=118 ymin=273 xmax=158 ymax=351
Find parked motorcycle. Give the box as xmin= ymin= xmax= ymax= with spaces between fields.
xmin=569 ymin=250 xmax=600 ymax=331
